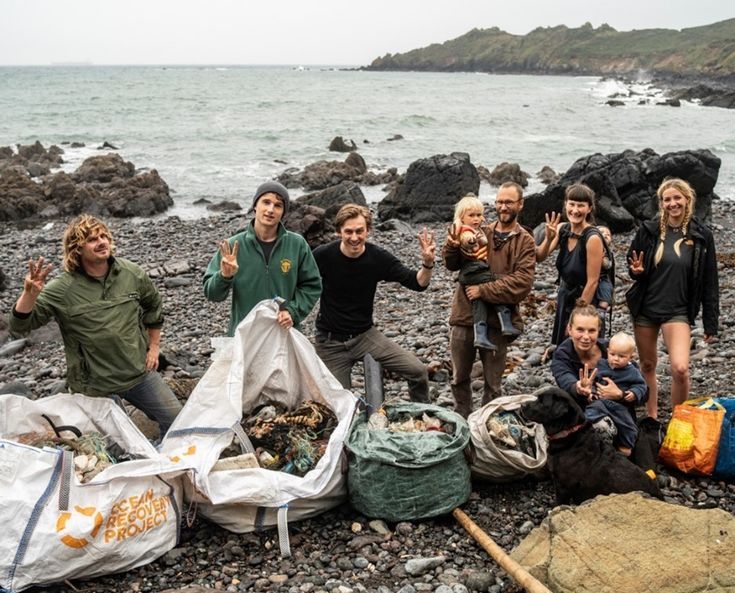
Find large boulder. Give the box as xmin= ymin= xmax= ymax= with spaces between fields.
xmin=277 ymin=159 xmax=363 ymax=190
xmin=377 ymin=152 xmax=480 ymax=223
xmin=483 ymin=161 xmax=530 ymax=187
xmin=73 ymin=153 xmax=135 ymax=183
xmin=519 ymin=148 xmax=720 ymax=232
xmin=328 ymin=136 xmax=357 ymax=152
xmin=0 ymin=167 xmax=47 ymax=221
xmin=0 ymin=153 xmax=173 ymax=221
xmin=97 ymin=169 xmax=173 ymax=217
xmin=277 ymin=154 xmax=394 ymax=190
xmin=283 ymin=203 xmax=336 ymax=248
xmin=512 ymin=492 xmax=735 ymax=593
xmin=1 ymin=142 xmax=64 ymax=178
xmin=296 ymin=181 xmax=366 ymax=219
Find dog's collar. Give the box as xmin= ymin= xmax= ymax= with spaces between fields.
xmin=547 ymin=422 xmax=586 ymax=441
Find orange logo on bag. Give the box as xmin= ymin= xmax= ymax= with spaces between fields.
xmin=168 ymin=444 xmax=197 ymax=463
xmin=56 ymin=505 xmax=103 ymax=548
xmin=280 ymin=259 xmax=292 ymax=274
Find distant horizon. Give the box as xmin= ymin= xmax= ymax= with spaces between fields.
xmin=2 ymin=4 xmax=733 ymax=67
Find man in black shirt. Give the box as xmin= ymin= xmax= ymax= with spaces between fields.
xmin=313 ymin=204 xmax=436 ymax=401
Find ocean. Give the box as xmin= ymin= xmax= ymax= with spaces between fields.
xmin=1 ymin=65 xmax=733 ymax=218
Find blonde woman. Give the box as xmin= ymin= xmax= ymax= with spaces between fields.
xmin=626 ymin=178 xmax=719 ymax=418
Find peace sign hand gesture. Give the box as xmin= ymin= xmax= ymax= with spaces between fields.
xmin=544 ymin=211 xmax=561 ymax=242
xmin=628 ymin=250 xmax=645 ymax=275
xmin=219 ymin=240 xmax=239 ymax=279
xmin=23 ymin=256 xmax=53 ymax=297
xmin=576 ymin=364 xmax=598 ymax=399
xmin=418 ymin=227 xmax=436 ymax=266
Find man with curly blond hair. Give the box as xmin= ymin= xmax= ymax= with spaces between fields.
xmin=9 ymin=215 xmax=182 ymax=437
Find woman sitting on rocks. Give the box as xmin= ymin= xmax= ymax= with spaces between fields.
xmin=550 ymin=302 xmax=621 ymax=409
xmin=536 ymin=183 xmax=606 ymax=345
xmin=626 ymin=178 xmax=720 ymax=418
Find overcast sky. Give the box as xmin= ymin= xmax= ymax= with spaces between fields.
xmin=1 ymin=0 xmax=732 ymax=66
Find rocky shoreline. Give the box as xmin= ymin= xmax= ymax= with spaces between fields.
xmin=2 ymin=194 xmax=735 ymax=593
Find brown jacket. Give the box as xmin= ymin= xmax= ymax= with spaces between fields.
xmin=443 ymin=221 xmax=536 ymax=329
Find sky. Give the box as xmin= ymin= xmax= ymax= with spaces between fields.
xmin=1 ymin=0 xmax=733 ymax=66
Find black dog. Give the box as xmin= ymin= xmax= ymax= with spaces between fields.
xmin=522 ymin=386 xmax=662 ymax=505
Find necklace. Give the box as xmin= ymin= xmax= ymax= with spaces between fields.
xmin=668 ymin=224 xmax=682 ymax=233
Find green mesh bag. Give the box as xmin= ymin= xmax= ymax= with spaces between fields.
xmin=345 ymin=401 xmax=471 ymax=521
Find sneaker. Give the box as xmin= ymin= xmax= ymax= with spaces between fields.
xmin=591 ymin=416 xmax=617 ymax=446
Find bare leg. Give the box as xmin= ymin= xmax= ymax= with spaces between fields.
xmin=661 ymin=321 xmax=691 ymax=408
xmin=634 ymin=324 xmax=660 ymax=419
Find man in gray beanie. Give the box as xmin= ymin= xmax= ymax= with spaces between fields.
xmin=203 ymin=180 xmax=321 ymax=336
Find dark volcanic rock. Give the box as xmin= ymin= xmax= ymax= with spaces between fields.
xmin=377 ymin=152 xmax=480 ymax=223
xmin=0 ymin=153 xmax=173 ymax=221
xmin=0 ymin=265 xmax=6 ymax=292
xmin=672 ymin=85 xmax=735 ymax=109
xmin=283 ymin=203 xmax=336 ymax=247
xmin=344 ymin=152 xmax=367 ymax=173
xmin=519 ymin=148 xmax=720 ymax=231
xmin=278 ymin=160 xmax=363 ymax=191
xmin=277 ymin=154 xmax=395 ymax=191
xmin=73 ymin=153 xmax=135 ymax=183
xmin=207 ymin=200 xmax=242 ymax=212
xmin=296 ymin=181 xmax=366 ymax=219
xmin=483 ymin=161 xmax=529 ymax=187
xmin=328 ymin=136 xmax=357 ymax=152
xmin=537 ymin=166 xmax=560 ymax=185
xmin=0 ymin=167 xmax=46 ymax=221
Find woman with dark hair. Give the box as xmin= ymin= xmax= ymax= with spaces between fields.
xmin=626 ymin=178 xmax=719 ymax=418
xmin=536 ymin=183 xmax=605 ymax=345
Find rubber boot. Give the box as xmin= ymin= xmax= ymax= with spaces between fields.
xmin=496 ymin=305 xmax=521 ymax=337
xmin=473 ymin=321 xmax=497 ymax=351
xmin=597 ymin=307 xmax=608 ymax=339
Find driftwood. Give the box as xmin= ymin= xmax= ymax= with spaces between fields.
xmin=453 ymin=507 xmax=552 ymax=593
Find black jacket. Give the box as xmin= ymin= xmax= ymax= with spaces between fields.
xmin=625 ymin=217 xmax=719 ymax=336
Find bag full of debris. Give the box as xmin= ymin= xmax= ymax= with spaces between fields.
xmin=160 ymin=300 xmax=357 ymax=534
xmin=0 ymin=393 xmax=184 ymax=592
xmin=345 ymin=401 xmax=471 ymax=521
xmin=468 ymin=394 xmax=548 ymax=482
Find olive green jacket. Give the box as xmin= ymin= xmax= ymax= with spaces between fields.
xmin=9 ymin=257 xmax=162 ymax=396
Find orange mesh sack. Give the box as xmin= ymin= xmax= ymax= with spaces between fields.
xmin=659 ymin=398 xmax=725 ymax=476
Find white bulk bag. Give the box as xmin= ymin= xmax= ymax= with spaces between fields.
xmin=160 ymin=300 xmax=357 ymax=532
xmin=0 ymin=393 xmax=184 ymax=592
xmin=468 ymin=393 xmax=548 ymax=481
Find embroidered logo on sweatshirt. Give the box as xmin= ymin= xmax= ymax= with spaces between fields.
xmin=280 ymin=259 xmax=292 ymax=274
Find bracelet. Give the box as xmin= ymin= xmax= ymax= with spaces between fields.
xmin=422 ymin=263 xmax=434 ymax=270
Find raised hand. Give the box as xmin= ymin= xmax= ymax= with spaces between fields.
xmin=23 ymin=256 xmax=53 ymax=297
xmin=628 ymin=250 xmax=645 ymax=275
xmin=418 ymin=227 xmax=436 ymax=266
xmin=219 ymin=240 xmax=239 ymax=279
xmin=445 ymin=223 xmax=460 ymax=248
xmin=576 ymin=364 xmax=598 ymax=398
xmin=544 ymin=211 xmax=561 ymax=241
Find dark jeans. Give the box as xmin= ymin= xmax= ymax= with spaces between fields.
xmin=315 ymin=326 xmax=428 ymax=402
xmin=458 ymin=261 xmax=512 ymax=325
xmin=113 ymin=371 xmax=183 ymax=437
xmin=585 ymin=399 xmax=638 ymax=449
xmin=449 ymin=324 xmax=508 ymax=418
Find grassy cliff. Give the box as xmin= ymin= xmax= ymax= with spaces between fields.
xmin=366 ymin=20 xmax=735 ymax=79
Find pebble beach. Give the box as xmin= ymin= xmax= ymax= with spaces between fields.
xmin=2 ymin=199 xmax=735 ymax=593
